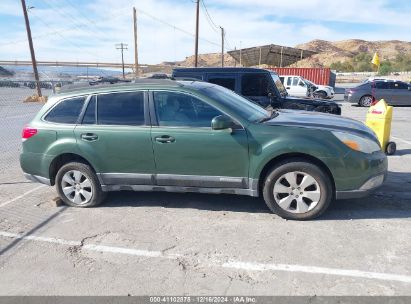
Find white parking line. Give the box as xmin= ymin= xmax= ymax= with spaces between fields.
xmin=222 ymin=261 xmax=411 ymax=284
xmin=1 ymin=230 xmax=410 ymax=284
xmin=391 ymin=136 xmax=411 ymax=146
xmin=0 ymin=185 xmax=45 ymax=208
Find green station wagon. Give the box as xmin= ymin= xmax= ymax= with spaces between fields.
xmin=20 ymin=80 xmax=387 ymax=220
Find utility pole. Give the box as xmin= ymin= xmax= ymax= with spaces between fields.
xmin=115 ymin=43 xmax=128 ymax=79
xmin=194 ymin=0 xmax=200 ymax=67
xmin=133 ymin=7 xmax=139 ymax=78
xmin=20 ymin=0 xmax=42 ymax=97
xmin=220 ymin=26 xmax=224 ymax=67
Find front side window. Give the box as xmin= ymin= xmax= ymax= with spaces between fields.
xmin=208 ymin=77 xmax=236 ymax=91
xmin=45 ymin=96 xmax=86 ymax=124
xmin=375 ymin=82 xmax=389 ymax=89
xmin=241 ymin=73 xmax=269 ymax=96
xmin=153 ymin=91 xmax=222 ymax=127
xmin=97 ymin=91 xmax=145 ymax=125
xmin=292 ymin=77 xmax=299 ymax=86
xmin=392 ymin=82 xmax=408 ymax=90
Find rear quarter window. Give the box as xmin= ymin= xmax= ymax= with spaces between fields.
xmin=44 ymin=96 xmax=86 ymax=124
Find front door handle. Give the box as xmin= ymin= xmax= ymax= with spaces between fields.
xmin=155 ymin=135 xmax=175 ymax=143
xmin=81 ymin=133 xmax=98 ymax=141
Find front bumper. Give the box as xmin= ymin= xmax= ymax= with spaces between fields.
xmin=336 ymin=173 xmax=386 ymax=199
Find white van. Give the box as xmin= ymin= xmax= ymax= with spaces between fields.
xmin=279 ymin=75 xmax=310 ymax=97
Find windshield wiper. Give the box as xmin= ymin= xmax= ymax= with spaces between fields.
xmin=257 ymin=110 xmax=278 ymax=123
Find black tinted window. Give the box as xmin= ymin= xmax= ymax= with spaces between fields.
xmin=154 ymin=91 xmax=222 ymax=127
xmin=97 ymin=92 xmax=145 ymax=125
xmin=82 ymin=96 xmax=96 ymax=124
xmin=241 ymin=73 xmax=269 ymax=96
xmin=392 ymin=82 xmax=408 ymax=90
xmin=208 ymin=77 xmax=236 ymax=91
xmin=45 ymin=96 xmax=85 ymax=124
xmin=375 ymin=82 xmax=389 ymax=89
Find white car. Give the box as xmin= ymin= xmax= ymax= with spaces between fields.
xmin=279 ymin=75 xmax=310 ymax=98
xmin=305 ymin=80 xmax=335 ymax=99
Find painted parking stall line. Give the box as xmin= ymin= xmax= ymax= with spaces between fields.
xmin=1 ymin=231 xmax=410 ymax=284
xmin=0 ymin=185 xmax=45 ymax=208
xmin=391 ymin=136 xmax=411 ymax=146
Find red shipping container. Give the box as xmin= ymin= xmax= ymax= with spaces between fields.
xmin=268 ymin=67 xmax=335 ymax=87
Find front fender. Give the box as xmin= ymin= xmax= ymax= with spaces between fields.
xmin=247 ymin=126 xmax=346 ymax=180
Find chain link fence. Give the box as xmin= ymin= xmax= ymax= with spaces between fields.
xmin=0 ymin=81 xmax=54 ymax=183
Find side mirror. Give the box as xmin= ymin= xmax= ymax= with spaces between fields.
xmin=211 ymin=115 xmax=235 ymax=130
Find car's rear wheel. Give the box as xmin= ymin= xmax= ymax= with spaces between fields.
xmin=55 ymin=162 xmax=104 ymax=207
xmin=359 ymin=95 xmax=373 ymax=107
xmin=262 ymin=159 xmax=333 ymax=220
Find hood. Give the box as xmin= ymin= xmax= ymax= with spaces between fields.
xmin=265 ymin=109 xmax=377 ymax=140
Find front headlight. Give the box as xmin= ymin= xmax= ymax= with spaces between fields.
xmin=332 ymin=131 xmax=381 ymax=153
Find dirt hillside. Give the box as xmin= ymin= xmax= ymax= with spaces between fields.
xmin=292 ymin=39 xmax=411 ymax=68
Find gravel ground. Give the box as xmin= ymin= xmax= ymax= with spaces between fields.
xmin=0 ymin=87 xmax=410 ymax=296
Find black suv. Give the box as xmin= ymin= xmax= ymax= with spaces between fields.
xmin=172 ymin=68 xmax=341 ymax=115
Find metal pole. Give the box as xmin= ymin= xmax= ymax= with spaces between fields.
xmin=259 ymin=47 xmax=262 ymax=66
xmin=115 ymin=43 xmax=128 ymax=79
xmin=133 ymin=7 xmax=139 ymax=78
xmin=194 ymin=0 xmax=199 ymax=67
xmin=280 ymin=46 xmax=284 ymax=68
xmin=220 ymin=27 xmax=224 ymax=67
xmin=121 ymin=44 xmax=125 ymax=79
xmin=21 ymin=0 xmax=42 ymax=97
xmin=239 ymin=41 xmax=242 ymax=66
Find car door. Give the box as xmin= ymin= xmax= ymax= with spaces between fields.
xmin=391 ymin=82 xmax=411 ymax=105
xmin=150 ymin=90 xmax=249 ymax=189
xmin=240 ymin=73 xmax=271 ymax=107
xmin=74 ymin=91 xmax=156 ymax=185
xmin=374 ymin=82 xmax=394 ymax=104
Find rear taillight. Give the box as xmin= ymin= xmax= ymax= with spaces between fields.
xmin=22 ymin=125 xmax=37 ymax=141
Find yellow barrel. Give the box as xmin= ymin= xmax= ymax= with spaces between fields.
xmin=365 ymin=99 xmax=393 ymax=152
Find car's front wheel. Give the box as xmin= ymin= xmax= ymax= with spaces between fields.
xmin=263 ymin=159 xmax=333 ymax=220
xmin=55 ymin=162 xmax=105 ymax=207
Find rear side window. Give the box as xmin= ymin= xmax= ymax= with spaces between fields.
xmin=45 ymin=96 xmax=85 ymax=124
xmin=208 ymin=77 xmax=236 ymax=91
xmin=241 ymin=73 xmax=270 ymax=96
xmin=97 ymin=91 xmax=145 ymax=125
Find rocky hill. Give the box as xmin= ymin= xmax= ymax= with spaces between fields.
xmin=292 ymin=39 xmax=411 ymax=68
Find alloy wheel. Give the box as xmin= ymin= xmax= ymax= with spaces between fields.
xmin=273 ymin=171 xmax=321 ymax=214
xmin=61 ymin=170 xmax=93 ymax=205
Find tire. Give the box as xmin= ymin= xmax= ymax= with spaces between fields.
xmin=262 ymin=159 xmax=333 ymax=220
xmin=385 ymin=141 xmax=396 ymax=155
xmin=55 ymin=162 xmax=105 ymax=207
xmin=314 ymin=91 xmax=327 ymax=99
xmin=359 ymin=95 xmax=373 ymax=107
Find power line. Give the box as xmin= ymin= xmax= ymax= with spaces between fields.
xmin=201 ymin=0 xmax=219 ymax=32
xmin=135 ymin=7 xmax=220 ymax=47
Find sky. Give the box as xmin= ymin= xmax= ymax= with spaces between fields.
xmin=0 ymin=0 xmax=410 ymax=65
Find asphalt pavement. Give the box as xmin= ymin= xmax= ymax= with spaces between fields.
xmin=0 ymin=87 xmax=410 ymax=296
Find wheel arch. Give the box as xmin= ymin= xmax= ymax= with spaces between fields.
xmin=257 ymin=152 xmax=336 ymax=198
xmin=49 ymin=153 xmax=96 ymax=186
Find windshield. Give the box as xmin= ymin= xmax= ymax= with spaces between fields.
xmin=200 ymin=85 xmax=269 ymax=122
xmin=270 ymin=73 xmax=287 ymax=97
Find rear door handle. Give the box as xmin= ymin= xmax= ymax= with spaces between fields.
xmin=155 ymin=135 xmax=175 ymax=143
xmin=81 ymin=133 xmax=98 ymax=141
